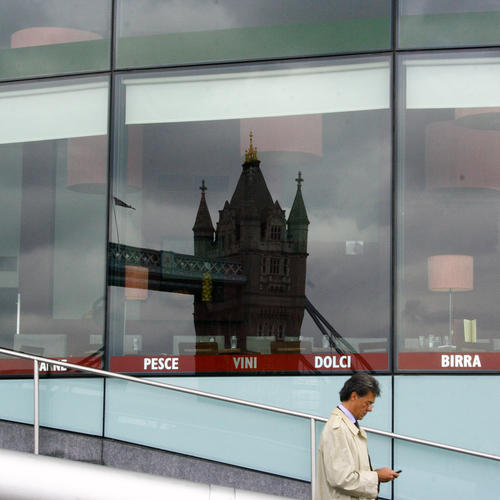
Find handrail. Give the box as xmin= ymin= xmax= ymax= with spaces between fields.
xmin=1 ymin=348 xmax=499 ymax=499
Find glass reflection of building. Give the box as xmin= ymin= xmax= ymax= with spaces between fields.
xmin=1 ymin=2 xmax=500 ymax=499
xmin=192 ymin=135 xmax=308 ymax=347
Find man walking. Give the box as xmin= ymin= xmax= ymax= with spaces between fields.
xmin=315 ymin=372 xmax=398 ymax=499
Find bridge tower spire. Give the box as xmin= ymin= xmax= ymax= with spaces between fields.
xmin=193 ymin=179 xmax=215 ymax=256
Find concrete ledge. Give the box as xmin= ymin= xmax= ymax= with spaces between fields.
xmin=0 ymin=447 xmax=295 ymax=499
xmin=0 ymin=420 xmax=310 ymax=499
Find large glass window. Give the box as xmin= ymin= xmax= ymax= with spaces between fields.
xmin=109 ymin=57 xmax=391 ymax=375
xmin=397 ymin=53 xmax=500 ymax=372
xmin=0 ymin=0 xmax=111 ymax=80
xmin=116 ymin=0 xmax=391 ymax=69
xmin=0 ymin=76 xmax=109 ymax=375
xmin=399 ymin=1 xmax=500 ymax=49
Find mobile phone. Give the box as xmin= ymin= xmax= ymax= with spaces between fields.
xmin=395 ymin=470 xmax=402 ymax=474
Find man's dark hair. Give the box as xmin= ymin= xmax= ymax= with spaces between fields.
xmin=339 ymin=372 xmax=381 ymax=402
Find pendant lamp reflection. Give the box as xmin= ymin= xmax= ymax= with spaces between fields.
xmin=240 ymin=115 xmax=322 ymax=162
xmin=67 ymin=126 xmax=143 ymax=194
xmin=11 ymin=26 xmax=101 ymax=48
xmin=425 ymin=109 xmax=500 ymax=192
xmin=455 ymin=107 xmax=500 ymax=130
xmin=11 ymin=26 xmax=142 ymax=194
xmin=124 ymin=265 xmax=148 ymax=301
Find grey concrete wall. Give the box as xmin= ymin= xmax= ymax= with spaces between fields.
xmin=0 ymin=420 xmax=310 ymax=499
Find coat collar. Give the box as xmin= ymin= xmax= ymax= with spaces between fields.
xmin=332 ymin=407 xmax=368 ymax=439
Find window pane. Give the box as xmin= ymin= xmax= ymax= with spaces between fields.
xmin=397 ymin=53 xmax=500 ymax=372
xmin=0 ymin=0 xmax=111 ymax=80
xmin=399 ymin=0 xmax=500 ymax=49
xmin=0 ymin=76 xmax=108 ymax=375
xmin=109 ymin=57 xmax=391 ymax=376
xmin=116 ymin=0 xmax=391 ymax=69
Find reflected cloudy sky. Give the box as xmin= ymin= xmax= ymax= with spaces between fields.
xmin=117 ymin=0 xmax=389 ymax=37
xmin=112 ymin=104 xmax=391 ymax=351
xmin=400 ymin=0 xmax=500 ymax=16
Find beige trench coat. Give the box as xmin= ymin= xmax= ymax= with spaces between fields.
xmin=315 ymin=407 xmax=379 ymax=500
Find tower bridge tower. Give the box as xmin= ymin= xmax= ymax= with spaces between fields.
xmin=193 ymin=134 xmax=309 ymax=348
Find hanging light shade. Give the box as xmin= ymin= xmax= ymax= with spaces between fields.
xmin=428 ymin=254 xmax=473 ymax=292
xmin=455 ymin=107 xmax=500 ymax=130
xmin=66 ymin=135 xmax=107 ymax=193
xmin=66 ymin=126 xmax=143 ymax=193
xmin=125 ymin=265 xmax=148 ymax=301
xmin=11 ymin=26 xmax=101 ymax=48
xmin=10 ymin=26 xmax=142 ymax=194
xmin=425 ymin=120 xmax=500 ymax=191
xmin=240 ymin=115 xmax=322 ymax=160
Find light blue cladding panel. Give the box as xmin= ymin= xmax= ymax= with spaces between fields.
xmin=105 ymin=378 xmax=310 ymax=480
xmin=105 ymin=375 xmax=392 ymax=481
xmin=394 ymin=375 xmax=500 ymax=455
xmin=394 ymin=375 xmax=500 ymax=499
xmin=0 ymin=379 xmax=33 ymax=424
xmin=394 ymin=441 xmax=499 ymax=500
xmin=154 ymin=375 xmax=392 ymax=428
xmin=0 ymin=378 xmax=104 ymax=436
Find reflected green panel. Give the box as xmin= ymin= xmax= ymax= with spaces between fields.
xmin=117 ymin=17 xmax=390 ymax=68
xmin=0 ymin=40 xmax=110 ymax=80
xmin=0 ymin=0 xmax=111 ymax=80
xmin=399 ymin=12 xmax=500 ymax=49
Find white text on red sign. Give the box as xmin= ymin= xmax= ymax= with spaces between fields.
xmin=314 ymin=355 xmax=352 ymax=369
xmin=233 ymin=357 xmax=257 ymax=369
xmin=441 ymin=354 xmax=481 ymax=368
xmin=143 ymin=357 xmax=179 ymax=371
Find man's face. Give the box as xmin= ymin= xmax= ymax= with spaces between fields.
xmin=350 ymin=391 xmax=376 ymax=420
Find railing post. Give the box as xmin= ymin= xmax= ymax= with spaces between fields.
xmin=33 ymin=359 xmax=39 ymax=455
xmin=310 ymin=417 xmax=316 ymax=500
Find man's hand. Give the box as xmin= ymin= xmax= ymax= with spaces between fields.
xmin=375 ymin=467 xmax=399 ymax=482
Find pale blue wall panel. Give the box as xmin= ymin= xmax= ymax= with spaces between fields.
xmin=394 ymin=375 xmax=500 ymax=499
xmin=105 ymin=378 xmax=310 ymax=480
xmin=0 ymin=379 xmax=33 ymax=424
xmin=394 ymin=441 xmax=499 ymax=500
xmin=395 ymin=375 xmax=500 ymax=455
xmin=0 ymin=379 xmax=103 ymax=436
xmin=105 ymin=375 xmax=392 ymax=481
xmin=154 ymin=375 xmax=392 ymax=428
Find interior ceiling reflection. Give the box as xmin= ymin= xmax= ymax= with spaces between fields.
xmin=123 ymin=62 xmax=390 ymax=126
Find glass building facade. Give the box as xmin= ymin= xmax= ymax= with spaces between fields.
xmin=0 ymin=2 xmax=499 ymax=498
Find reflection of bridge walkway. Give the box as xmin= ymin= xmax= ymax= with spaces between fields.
xmin=162 ymin=251 xmax=246 ymax=283
xmin=108 ymin=243 xmax=373 ymax=368
xmin=108 ymin=243 xmax=246 ymax=294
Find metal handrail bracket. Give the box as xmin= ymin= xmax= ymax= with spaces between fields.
xmin=33 ymin=359 xmax=39 ymax=455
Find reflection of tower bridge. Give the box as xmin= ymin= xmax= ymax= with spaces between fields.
xmin=108 ymin=242 xmax=246 ymax=296
xmin=163 ymin=251 xmax=246 ymax=284
xmin=108 ymin=242 xmax=360 ymax=359
xmin=109 ymin=134 xmax=369 ymax=364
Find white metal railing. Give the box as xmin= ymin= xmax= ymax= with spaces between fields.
xmin=0 ymin=347 xmax=499 ymax=499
